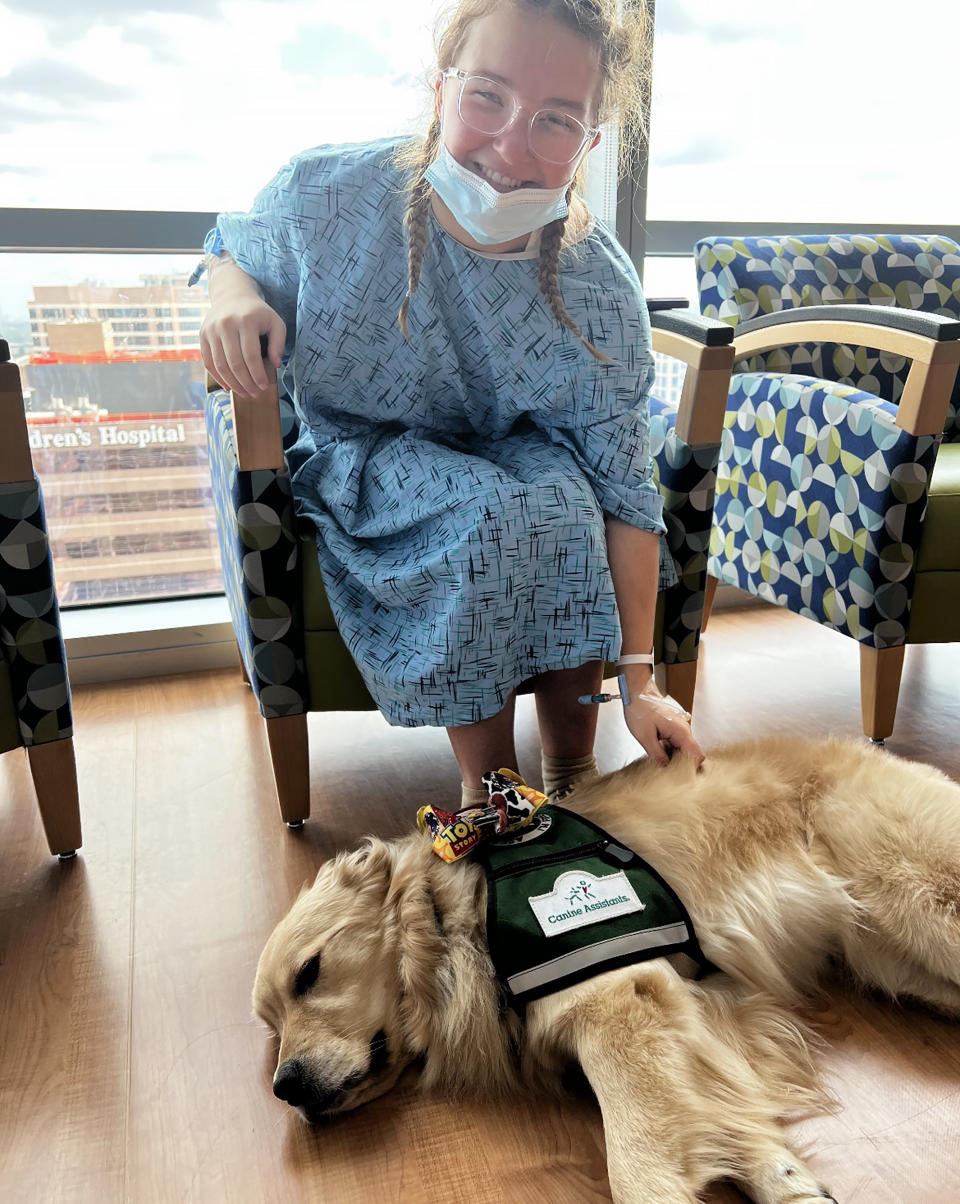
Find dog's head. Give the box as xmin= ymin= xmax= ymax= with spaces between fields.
xmin=253 ymin=839 xmax=416 ymax=1123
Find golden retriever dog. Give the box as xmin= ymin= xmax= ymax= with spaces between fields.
xmin=254 ymin=738 xmax=960 ymax=1203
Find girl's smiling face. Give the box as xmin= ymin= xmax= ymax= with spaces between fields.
xmin=436 ymin=6 xmax=602 ymax=196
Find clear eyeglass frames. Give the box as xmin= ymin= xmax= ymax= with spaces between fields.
xmin=441 ymin=68 xmax=599 ymax=166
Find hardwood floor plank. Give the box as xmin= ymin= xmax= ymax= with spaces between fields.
xmin=0 ymin=686 xmax=137 ymax=1203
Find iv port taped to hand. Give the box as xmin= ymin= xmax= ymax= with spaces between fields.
xmin=578 ymin=674 xmax=690 ymax=719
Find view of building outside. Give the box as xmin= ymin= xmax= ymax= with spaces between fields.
xmin=2 ymin=254 xmax=218 ymax=605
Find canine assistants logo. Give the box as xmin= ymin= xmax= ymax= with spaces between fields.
xmin=529 ymin=869 xmax=645 ymax=937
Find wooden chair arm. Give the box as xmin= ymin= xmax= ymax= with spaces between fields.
xmin=231 ymin=365 xmax=285 ymax=471
xmin=733 ymin=311 xmax=960 ymax=437
xmin=0 ymin=361 xmax=34 ymax=484
xmin=649 ymin=314 xmax=735 ymax=446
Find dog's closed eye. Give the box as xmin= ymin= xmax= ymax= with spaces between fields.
xmin=294 ymin=953 xmax=321 ymax=997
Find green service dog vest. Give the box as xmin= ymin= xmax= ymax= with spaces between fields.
xmin=481 ymin=806 xmax=708 ymax=1004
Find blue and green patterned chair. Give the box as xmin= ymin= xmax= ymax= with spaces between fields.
xmin=204 ymin=309 xmax=733 ymax=824
xmin=696 ymin=233 xmax=960 ymax=741
xmin=0 ymin=339 xmax=81 ymax=858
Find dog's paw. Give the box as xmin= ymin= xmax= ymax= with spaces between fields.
xmin=781 ymin=1170 xmax=838 ymax=1204
xmin=744 ymin=1156 xmax=837 ymax=1204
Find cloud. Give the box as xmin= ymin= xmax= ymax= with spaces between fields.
xmin=3 ymin=0 xmax=224 ymax=18
xmin=0 ymin=98 xmax=86 ymax=136
xmin=0 ymin=163 xmax=45 ymax=176
xmin=0 ymin=59 xmax=133 ymax=134
xmin=280 ymin=25 xmax=389 ymax=78
xmin=149 ymin=149 xmax=204 ymax=164
xmin=655 ymin=1 xmax=792 ymax=43
xmin=1 ymin=0 xmax=229 ymax=46
xmin=4 ymin=59 xmax=135 ymax=104
xmin=121 ymin=25 xmax=185 ymax=65
xmin=652 ymin=134 xmax=737 ymax=168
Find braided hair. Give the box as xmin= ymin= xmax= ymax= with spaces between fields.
xmin=398 ymin=117 xmax=441 ymax=341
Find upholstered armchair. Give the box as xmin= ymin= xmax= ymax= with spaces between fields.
xmin=0 ymin=339 xmax=81 ymax=857
xmin=696 ymin=234 xmax=960 ymax=741
xmin=204 ymin=308 xmax=733 ymax=824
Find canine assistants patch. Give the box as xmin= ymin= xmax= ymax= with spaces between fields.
xmin=481 ymin=806 xmax=708 ymax=1003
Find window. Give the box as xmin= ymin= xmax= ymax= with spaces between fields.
xmin=3 ymin=251 xmax=220 ymax=607
xmin=640 ymin=0 xmax=960 ymax=405
xmin=646 ymin=0 xmax=960 ymax=226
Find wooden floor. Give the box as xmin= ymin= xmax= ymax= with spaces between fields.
xmin=2 ymin=606 xmax=959 ymax=1204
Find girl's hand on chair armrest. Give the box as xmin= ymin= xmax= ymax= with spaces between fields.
xmin=200 ymin=297 xmax=286 ymax=398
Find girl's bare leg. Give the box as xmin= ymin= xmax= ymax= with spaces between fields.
xmin=533 ymin=661 xmax=604 ymax=758
xmin=446 ymin=693 xmax=518 ymax=789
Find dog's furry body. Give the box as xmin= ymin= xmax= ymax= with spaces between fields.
xmin=255 ymin=738 xmax=960 ymax=1203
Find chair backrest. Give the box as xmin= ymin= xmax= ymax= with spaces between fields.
xmin=695 ymin=233 xmax=960 ymax=441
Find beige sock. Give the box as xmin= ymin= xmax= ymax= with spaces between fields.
xmin=541 ymin=752 xmax=599 ymax=798
xmin=461 ymin=783 xmax=489 ymax=809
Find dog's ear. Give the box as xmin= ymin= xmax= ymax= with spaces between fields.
xmin=393 ymin=875 xmax=446 ymax=1048
xmin=335 ymin=839 xmax=394 ymax=892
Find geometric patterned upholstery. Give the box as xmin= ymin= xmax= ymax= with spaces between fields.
xmin=696 ymin=234 xmax=960 ymax=655
xmin=0 ymin=477 xmax=73 ymax=746
xmin=649 ymin=397 xmax=721 ymax=665
xmin=706 ymin=373 xmax=939 ymax=648
xmin=1 ymin=335 xmax=81 ymax=858
xmin=697 ymin=233 xmax=960 ymax=441
xmin=204 ymin=388 xmax=309 ymax=719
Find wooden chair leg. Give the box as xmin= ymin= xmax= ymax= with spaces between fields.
xmin=264 ymin=713 xmax=310 ymax=825
xmin=658 ymin=659 xmax=698 ymax=715
xmin=701 ymin=574 xmax=719 ymax=634
xmin=234 ymin=639 xmax=250 ymax=687
xmin=26 ymin=737 xmax=82 ymax=857
xmin=859 ymin=644 xmax=906 ymax=742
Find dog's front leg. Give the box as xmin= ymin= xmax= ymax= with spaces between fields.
xmin=527 ymin=964 xmax=706 ymax=1204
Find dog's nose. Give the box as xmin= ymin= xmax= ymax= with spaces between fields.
xmin=273 ymin=1058 xmax=344 ymax=1116
xmin=273 ymin=1058 xmax=308 ymax=1105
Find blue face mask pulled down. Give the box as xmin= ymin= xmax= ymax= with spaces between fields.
xmin=424 ymin=145 xmax=571 ymax=247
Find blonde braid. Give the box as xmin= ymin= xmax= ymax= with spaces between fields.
xmin=397 ymin=119 xmax=441 ymax=340
xmin=538 ymin=205 xmax=609 ymax=362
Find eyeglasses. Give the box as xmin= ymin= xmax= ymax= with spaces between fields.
xmin=441 ymin=68 xmax=599 ymax=166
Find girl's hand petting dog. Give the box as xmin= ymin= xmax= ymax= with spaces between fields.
xmin=620 ymin=664 xmax=705 ymax=769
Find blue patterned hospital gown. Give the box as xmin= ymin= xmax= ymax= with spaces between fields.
xmin=211 ymin=137 xmax=667 ymax=728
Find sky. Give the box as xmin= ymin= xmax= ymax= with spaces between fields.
xmin=0 ymin=0 xmax=437 ymax=212
xmin=646 ymin=0 xmax=960 ymax=223
xmin=2 ymin=0 xmax=960 ymax=324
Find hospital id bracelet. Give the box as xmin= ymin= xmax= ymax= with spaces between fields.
xmin=616 ymin=652 xmax=655 ymax=668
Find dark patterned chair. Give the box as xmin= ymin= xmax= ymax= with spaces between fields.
xmin=696 ymin=234 xmax=960 ymax=741
xmin=204 ymin=309 xmax=733 ymax=823
xmin=0 ymin=339 xmax=81 ymax=857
